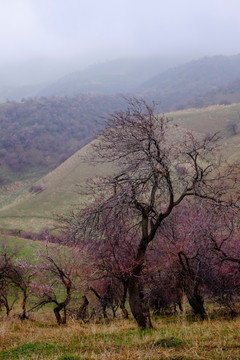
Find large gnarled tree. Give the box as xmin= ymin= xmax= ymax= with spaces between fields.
xmin=63 ymin=98 xmax=239 ymax=328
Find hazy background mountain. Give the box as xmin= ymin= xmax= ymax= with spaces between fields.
xmin=0 ymin=57 xmax=92 ymax=102
xmin=1 ymin=53 xmax=240 ymax=189
xmin=0 ymin=55 xmax=188 ymax=102
xmin=138 ymin=54 xmax=240 ymax=111
xmin=0 ymin=0 xmax=240 ymax=102
xmin=0 ymin=0 xmax=240 ymax=232
xmin=38 ymin=56 xmax=187 ymax=97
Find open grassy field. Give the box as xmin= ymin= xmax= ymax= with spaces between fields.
xmin=1 ymin=103 xmax=240 ymax=232
xmin=0 ymin=312 xmax=240 ymax=359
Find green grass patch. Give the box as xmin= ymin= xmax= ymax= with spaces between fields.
xmin=57 ymin=356 xmax=83 ymax=360
xmin=154 ymin=337 xmax=184 ymax=348
xmin=0 ymin=342 xmax=62 ymax=359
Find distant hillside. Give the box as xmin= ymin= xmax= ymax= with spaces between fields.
xmin=1 ymin=103 xmax=240 ymax=232
xmin=0 ymin=94 xmax=123 ymax=185
xmin=138 ymin=54 xmax=240 ymax=111
xmin=182 ymin=78 xmax=240 ymax=109
xmin=0 ymin=84 xmax=47 ymax=103
xmin=39 ymin=56 xmax=182 ymax=97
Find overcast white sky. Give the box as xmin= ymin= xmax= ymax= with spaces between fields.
xmin=1 ymin=0 xmax=240 ymax=64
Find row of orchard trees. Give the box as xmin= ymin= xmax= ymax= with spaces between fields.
xmin=1 ymin=98 xmax=240 ymax=327
xmin=0 ymin=241 xmax=84 ymax=324
xmin=1 ymin=201 xmax=240 ymax=326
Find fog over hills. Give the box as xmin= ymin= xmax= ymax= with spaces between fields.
xmin=138 ymin=54 xmax=240 ymax=111
xmin=38 ymin=56 xmax=187 ymax=97
xmin=2 ymin=53 xmax=240 ymax=108
xmin=1 ymin=53 xmax=240 ymax=189
xmin=0 ymin=0 xmax=240 ymax=102
xmin=0 ymin=55 xmax=187 ymax=102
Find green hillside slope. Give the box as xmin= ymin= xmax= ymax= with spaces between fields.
xmin=1 ymin=103 xmax=240 ymax=231
xmin=0 ymin=141 xmax=113 ymax=231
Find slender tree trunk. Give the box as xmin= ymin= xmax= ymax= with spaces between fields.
xmin=90 ymin=287 xmax=109 ymax=319
xmin=20 ymin=290 xmax=28 ymax=320
xmin=5 ymin=302 xmax=10 ymax=316
xmin=186 ymin=292 xmax=207 ymax=320
xmin=1 ymin=297 xmax=11 ymax=316
xmin=53 ymin=285 xmax=71 ymax=325
xmin=120 ymin=283 xmax=129 ymax=319
xmin=178 ymin=252 xmax=207 ymax=320
xmin=120 ymin=304 xmax=129 ymax=319
xmin=178 ymin=301 xmax=183 ymax=312
xmin=119 ymin=280 xmax=128 ymax=319
xmin=77 ymin=295 xmax=89 ymax=321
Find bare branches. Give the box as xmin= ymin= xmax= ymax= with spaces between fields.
xmin=58 ymin=97 xmax=240 ymax=328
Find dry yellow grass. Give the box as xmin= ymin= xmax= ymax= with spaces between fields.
xmin=0 ymin=311 xmax=240 ymax=360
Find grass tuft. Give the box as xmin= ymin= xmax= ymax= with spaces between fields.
xmin=154 ymin=337 xmax=184 ymax=348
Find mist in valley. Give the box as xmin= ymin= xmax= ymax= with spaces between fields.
xmin=0 ymin=0 xmax=240 ymax=93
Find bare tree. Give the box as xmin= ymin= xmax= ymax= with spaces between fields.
xmin=63 ymin=97 xmax=240 ymax=328
xmin=0 ymin=246 xmax=18 ymax=316
xmin=29 ymin=245 xmax=82 ymax=325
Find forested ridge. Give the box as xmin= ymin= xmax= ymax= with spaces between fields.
xmin=1 ymin=54 xmax=240 ymax=185
xmin=0 ymin=94 xmax=122 ymax=183
xmin=139 ymin=54 xmax=240 ymax=111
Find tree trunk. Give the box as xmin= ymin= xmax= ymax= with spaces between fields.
xmin=178 ymin=301 xmax=183 ymax=312
xmin=19 ymin=290 xmax=28 ymax=320
xmin=120 ymin=303 xmax=129 ymax=319
xmin=77 ymin=296 xmax=89 ymax=321
xmin=178 ymin=252 xmax=207 ymax=320
xmin=128 ymin=220 xmax=153 ymax=329
xmin=90 ymin=287 xmax=108 ymax=319
xmin=128 ymin=276 xmax=152 ymax=329
xmin=120 ymin=282 xmax=128 ymax=319
xmin=186 ymin=292 xmax=207 ymax=320
xmin=54 ymin=303 xmax=66 ymax=325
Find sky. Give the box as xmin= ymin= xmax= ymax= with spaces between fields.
xmin=0 ymin=0 xmax=240 ymax=66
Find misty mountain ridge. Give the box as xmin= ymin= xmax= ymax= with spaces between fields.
xmin=1 ymin=52 xmax=240 ymax=188
xmin=1 ymin=53 xmax=240 ymax=108
xmin=38 ymin=56 xmax=185 ymax=97
xmin=138 ymin=54 xmax=240 ymax=111
xmin=0 ymin=55 xmax=186 ymax=102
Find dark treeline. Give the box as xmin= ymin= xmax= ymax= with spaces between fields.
xmin=0 ymin=94 xmax=123 ymax=183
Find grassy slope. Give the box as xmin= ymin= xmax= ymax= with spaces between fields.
xmin=170 ymin=103 xmax=240 ymax=163
xmin=0 ymin=141 xmax=112 ymax=231
xmin=169 ymin=103 xmax=240 ymax=134
xmin=1 ymin=103 xmax=240 ymax=231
